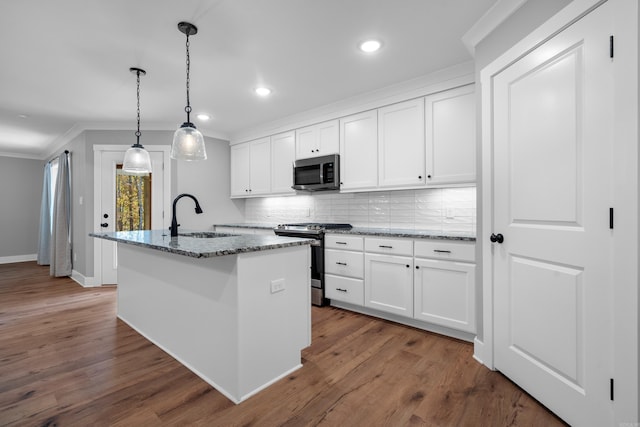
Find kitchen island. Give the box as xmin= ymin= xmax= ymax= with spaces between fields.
xmin=90 ymin=230 xmax=314 ymax=404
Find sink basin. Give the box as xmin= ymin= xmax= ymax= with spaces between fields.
xmin=178 ymin=232 xmax=238 ymax=238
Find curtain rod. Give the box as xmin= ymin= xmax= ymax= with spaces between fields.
xmin=47 ymin=150 xmax=70 ymax=164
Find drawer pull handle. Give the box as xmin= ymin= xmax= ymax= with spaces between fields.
xmin=434 ymin=250 xmax=452 ymax=253
xmin=336 ymin=242 xmax=347 ymax=245
xmin=336 ymin=262 xmax=347 ymax=266
xmin=336 ymin=288 xmax=348 ymax=293
xmin=379 ymin=245 xmax=393 ymax=249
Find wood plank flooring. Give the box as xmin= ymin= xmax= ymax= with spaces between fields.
xmin=0 ymin=262 xmax=567 ymax=426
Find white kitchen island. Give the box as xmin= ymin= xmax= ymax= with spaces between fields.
xmin=91 ymin=230 xmax=313 ymax=404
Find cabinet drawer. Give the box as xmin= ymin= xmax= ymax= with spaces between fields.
xmin=325 ymin=249 xmax=364 ymax=278
xmin=326 ymin=275 xmax=364 ymax=306
xmin=325 ymin=234 xmax=364 ymax=250
xmin=414 ymin=240 xmax=475 ymax=262
xmin=364 ymin=237 xmax=413 ymax=256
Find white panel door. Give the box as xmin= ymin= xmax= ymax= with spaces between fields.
xmin=339 ymin=110 xmax=378 ymax=191
xmin=270 ymin=131 xmax=295 ymax=194
xmin=491 ymin=3 xmax=613 ymax=426
xmin=378 ymin=98 xmax=426 ymax=188
xmin=364 ymin=253 xmax=413 ymax=317
xmin=425 ymin=85 xmax=475 ymax=184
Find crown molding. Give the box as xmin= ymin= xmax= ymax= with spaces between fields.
xmin=39 ymin=121 xmax=230 ymax=160
xmin=462 ymin=0 xmax=528 ymax=56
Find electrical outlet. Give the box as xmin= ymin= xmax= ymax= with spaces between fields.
xmin=270 ymin=278 xmax=285 ymax=294
xmin=445 ymin=208 xmax=455 ymax=219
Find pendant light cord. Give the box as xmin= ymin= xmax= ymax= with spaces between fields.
xmin=135 ymin=69 xmax=142 ymax=146
xmin=184 ymin=33 xmax=192 ymax=124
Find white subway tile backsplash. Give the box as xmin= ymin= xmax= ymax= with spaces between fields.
xmin=244 ymin=186 xmax=476 ymax=235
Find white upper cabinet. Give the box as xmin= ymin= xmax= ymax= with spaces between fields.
xmin=378 ymin=98 xmax=426 ymax=188
xmin=339 ymin=110 xmax=378 ymax=191
xmin=295 ymin=120 xmax=339 ymax=160
xmin=230 ymin=137 xmax=271 ymax=197
xmin=230 ymin=143 xmax=251 ymax=197
xmin=425 ymin=85 xmax=476 ymax=184
xmin=270 ymin=131 xmax=296 ymax=195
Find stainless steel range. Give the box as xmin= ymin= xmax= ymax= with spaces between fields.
xmin=274 ymin=223 xmax=352 ymax=306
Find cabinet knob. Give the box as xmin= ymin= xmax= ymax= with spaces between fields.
xmin=416 ymin=266 xmax=420 ymax=269
xmin=100 ymin=222 xmax=108 ymax=228
xmin=406 ymin=264 xmax=410 ymax=268
xmin=490 ymin=233 xmax=504 ymax=244
xmin=418 ymin=176 xmax=422 ymax=179
xmin=427 ymin=175 xmax=432 ymax=179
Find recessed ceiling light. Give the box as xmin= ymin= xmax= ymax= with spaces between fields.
xmin=359 ymin=40 xmax=382 ymax=53
xmin=17 ymin=114 xmax=29 ymax=119
xmin=197 ymin=113 xmax=211 ymax=121
xmin=255 ymin=87 xmax=272 ymax=97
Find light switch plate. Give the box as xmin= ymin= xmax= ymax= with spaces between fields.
xmin=270 ymin=278 xmax=285 ymax=294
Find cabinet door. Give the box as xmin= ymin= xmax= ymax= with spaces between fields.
xmin=425 ymin=85 xmax=476 ymax=184
xmin=230 ymin=143 xmax=251 ymax=197
xmin=249 ymin=137 xmax=271 ymax=195
xmin=378 ymin=98 xmax=426 ymax=188
xmin=296 ymin=120 xmax=339 ymax=160
xmin=340 ymin=110 xmax=378 ymax=191
xmin=414 ymin=258 xmax=475 ymax=333
xmin=364 ymin=253 xmax=413 ymax=317
xmin=271 ymin=131 xmax=295 ymax=194
xmin=295 ymin=126 xmax=317 ymax=159
xmin=316 ymin=120 xmax=339 ymax=155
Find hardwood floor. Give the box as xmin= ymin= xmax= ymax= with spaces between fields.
xmin=0 ymin=262 xmax=566 ymax=426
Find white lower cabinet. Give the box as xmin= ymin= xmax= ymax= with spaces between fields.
xmin=414 ymin=258 xmax=475 ymax=333
xmin=326 ymin=275 xmax=364 ymax=306
xmin=364 ymin=253 xmax=414 ymax=318
xmin=329 ymin=234 xmax=477 ymax=340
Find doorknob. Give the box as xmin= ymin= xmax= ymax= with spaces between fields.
xmin=490 ymin=233 xmax=504 ymax=244
xmin=101 ymin=222 xmax=109 ymax=228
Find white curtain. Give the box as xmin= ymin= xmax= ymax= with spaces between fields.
xmin=50 ymin=152 xmax=72 ymax=277
xmin=36 ymin=162 xmax=52 ymax=265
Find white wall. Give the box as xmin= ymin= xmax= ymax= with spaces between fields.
xmin=0 ymin=156 xmax=43 ymax=260
xmin=176 ymin=137 xmax=245 ymax=230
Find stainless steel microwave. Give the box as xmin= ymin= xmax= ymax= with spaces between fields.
xmin=292 ymin=154 xmax=340 ymax=191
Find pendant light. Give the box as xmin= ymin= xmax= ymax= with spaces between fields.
xmin=122 ymin=67 xmax=152 ymax=175
xmin=171 ymin=21 xmax=207 ymax=161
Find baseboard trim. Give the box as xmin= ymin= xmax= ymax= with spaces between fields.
xmin=71 ymin=270 xmax=99 ymax=287
xmin=0 ymin=254 xmax=37 ymax=264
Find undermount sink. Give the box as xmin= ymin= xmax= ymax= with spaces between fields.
xmin=178 ymin=232 xmax=238 ymax=238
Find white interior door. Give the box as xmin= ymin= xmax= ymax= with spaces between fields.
xmin=491 ymin=2 xmax=614 ymax=426
xmin=98 ymin=149 xmax=166 ymax=285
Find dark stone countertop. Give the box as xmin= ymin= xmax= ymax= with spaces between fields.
xmin=90 ymin=230 xmax=314 ymax=258
xmin=326 ymin=227 xmax=476 ymax=241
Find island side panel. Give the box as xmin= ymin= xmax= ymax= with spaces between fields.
xmin=236 ymin=245 xmax=311 ymax=401
xmin=116 ymin=244 xmax=242 ymax=401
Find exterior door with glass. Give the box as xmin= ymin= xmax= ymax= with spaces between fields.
xmin=97 ymin=149 xmax=167 ymax=285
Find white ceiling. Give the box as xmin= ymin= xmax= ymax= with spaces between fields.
xmin=0 ymin=0 xmax=497 ymax=158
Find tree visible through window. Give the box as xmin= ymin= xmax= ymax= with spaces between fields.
xmin=116 ymin=166 xmax=151 ymax=231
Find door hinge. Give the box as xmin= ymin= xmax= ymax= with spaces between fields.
xmin=610 ymin=378 xmax=614 ymax=401
xmin=609 ymin=35 xmax=614 ymax=58
xmin=609 ymin=208 xmax=614 ymax=229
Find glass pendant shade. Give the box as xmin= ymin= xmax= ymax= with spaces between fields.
xmin=171 ymin=123 xmax=207 ymax=160
xmin=123 ymin=145 xmax=152 ymax=175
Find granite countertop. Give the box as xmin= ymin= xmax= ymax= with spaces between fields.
xmin=90 ymin=230 xmax=314 ymax=258
xmin=326 ymin=227 xmax=476 ymax=241
xmin=214 ymin=223 xmax=277 ymax=230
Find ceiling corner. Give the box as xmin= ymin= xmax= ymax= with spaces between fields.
xmin=462 ymin=0 xmax=529 ymax=56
